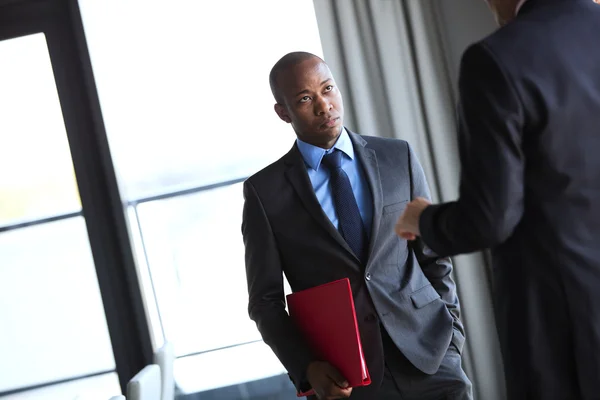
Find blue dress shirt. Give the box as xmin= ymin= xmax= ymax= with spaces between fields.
xmin=296 ymin=129 xmax=373 ymax=237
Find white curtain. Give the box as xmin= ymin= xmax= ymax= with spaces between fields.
xmin=312 ymin=1 xmax=506 ymax=398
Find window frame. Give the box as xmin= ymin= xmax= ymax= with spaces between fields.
xmin=0 ymin=0 xmax=153 ymax=394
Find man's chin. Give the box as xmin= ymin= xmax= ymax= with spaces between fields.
xmin=323 ymin=125 xmax=343 ymax=143
xmin=322 ymin=123 xmax=343 ymax=137
xmin=308 ymin=131 xmax=341 ymax=149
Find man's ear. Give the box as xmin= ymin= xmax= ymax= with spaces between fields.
xmin=274 ymin=103 xmax=292 ymax=123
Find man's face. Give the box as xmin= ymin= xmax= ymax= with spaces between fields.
xmin=485 ymin=0 xmax=520 ymax=26
xmin=274 ymin=57 xmax=344 ymax=149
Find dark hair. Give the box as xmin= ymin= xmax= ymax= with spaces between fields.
xmin=269 ymin=51 xmax=325 ymax=103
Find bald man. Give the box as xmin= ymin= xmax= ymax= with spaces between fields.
xmin=242 ymin=52 xmax=472 ymax=399
xmin=396 ymin=0 xmax=600 ymax=398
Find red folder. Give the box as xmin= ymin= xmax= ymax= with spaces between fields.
xmin=286 ymin=278 xmax=371 ymax=397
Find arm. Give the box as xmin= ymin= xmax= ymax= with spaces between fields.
xmin=406 ymin=143 xmax=463 ymax=332
xmin=242 ymin=180 xmax=314 ymax=392
xmin=419 ymin=42 xmax=525 ymax=256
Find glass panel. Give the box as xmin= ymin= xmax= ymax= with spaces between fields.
xmin=182 ymin=374 xmax=296 ymax=400
xmin=0 ymin=218 xmax=116 ymax=392
xmin=80 ymin=1 xmax=324 ymax=396
xmin=0 ymin=33 xmax=81 ymax=227
xmin=135 ymin=185 xmax=293 ymax=393
xmin=2 ymin=373 xmax=121 ymax=400
xmin=79 ymin=0 xmax=324 ymax=200
xmin=175 ymin=343 xmax=292 ymax=398
xmin=0 ymin=33 xmax=116 ymax=396
xmin=135 ymin=184 xmax=255 ymax=356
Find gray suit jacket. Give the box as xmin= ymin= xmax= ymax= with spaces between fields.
xmin=242 ymin=131 xmax=463 ymax=397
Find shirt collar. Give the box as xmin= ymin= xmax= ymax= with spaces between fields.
xmin=296 ymin=127 xmax=354 ymax=171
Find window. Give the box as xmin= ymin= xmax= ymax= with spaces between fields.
xmin=0 ymin=33 xmax=120 ymax=399
xmin=79 ymin=1 xmax=323 ymax=396
xmin=0 ymin=34 xmax=80 ymax=227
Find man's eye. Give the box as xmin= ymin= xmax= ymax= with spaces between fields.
xmin=325 ymin=85 xmax=333 ymax=92
xmin=300 ymin=96 xmax=311 ymax=103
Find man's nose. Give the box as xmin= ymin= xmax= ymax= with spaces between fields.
xmin=314 ymin=96 xmax=332 ymax=115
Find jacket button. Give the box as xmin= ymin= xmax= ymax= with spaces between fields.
xmin=365 ymin=273 xmax=371 ymax=281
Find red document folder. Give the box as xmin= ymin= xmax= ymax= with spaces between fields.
xmin=286 ymin=278 xmax=371 ymax=397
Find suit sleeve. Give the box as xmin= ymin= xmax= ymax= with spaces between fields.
xmin=420 ymin=42 xmax=525 ymax=256
xmin=242 ymin=180 xmax=315 ymax=392
xmin=406 ymin=142 xmax=464 ymax=335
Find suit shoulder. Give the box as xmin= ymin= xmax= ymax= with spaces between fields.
xmin=472 ymin=8 xmax=563 ymax=71
xmin=357 ymin=134 xmax=412 ymax=166
xmin=246 ymin=156 xmax=285 ymax=186
xmin=361 ymin=134 xmax=410 ymax=157
xmin=361 ymin=134 xmax=408 ymax=150
xmin=245 ymin=149 xmax=292 ymax=196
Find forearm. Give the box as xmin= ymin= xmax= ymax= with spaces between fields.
xmin=243 ymin=180 xmax=314 ymax=391
xmin=404 ymin=142 xmax=462 ymax=324
xmin=419 ymin=200 xmax=505 ymax=257
xmin=431 ymin=274 xmax=460 ymax=322
xmin=419 ymin=256 xmax=464 ymax=338
xmin=420 ymin=42 xmax=526 ymax=257
xmin=415 ymin=244 xmax=461 ymax=320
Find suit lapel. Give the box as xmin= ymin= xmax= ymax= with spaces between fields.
xmin=284 ymin=144 xmax=359 ymax=262
xmin=349 ymin=131 xmax=383 ymax=265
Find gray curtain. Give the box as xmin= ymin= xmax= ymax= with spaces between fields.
xmin=312 ymin=1 xmax=505 ymax=399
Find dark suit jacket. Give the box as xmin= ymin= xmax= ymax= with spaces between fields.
xmin=419 ymin=0 xmax=600 ymax=398
xmin=242 ymin=131 xmax=463 ymax=398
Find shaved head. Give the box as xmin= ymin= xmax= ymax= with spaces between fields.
xmin=269 ymin=51 xmax=344 ymax=149
xmin=269 ymin=51 xmax=326 ymax=104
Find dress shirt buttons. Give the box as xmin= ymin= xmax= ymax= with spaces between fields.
xmin=365 ymin=273 xmax=372 ymax=281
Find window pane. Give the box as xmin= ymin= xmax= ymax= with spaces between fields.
xmin=79 ymin=1 xmax=324 ymax=395
xmin=0 ymin=34 xmax=116 ymax=396
xmin=0 ymin=34 xmax=80 ymax=227
xmin=0 ymin=218 xmax=116 ymax=392
xmin=175 ymin=343 xmax=292 ymax=397
xmin=135 ymin=185 xmax=296 ymax=392
xmin=2 ymin=372 xmax=120 ymax=400
xmin=134 ymin=184 xmax=256 ymax=357
xmin=79 ymin=0 xmax=324 ymax=200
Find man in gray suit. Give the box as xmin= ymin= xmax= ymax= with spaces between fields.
xmin=242 ymin=52 xmax=471 ymax=399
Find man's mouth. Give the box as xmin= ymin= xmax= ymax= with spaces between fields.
xmin=322 ymin=117 xmax=340 ymax=128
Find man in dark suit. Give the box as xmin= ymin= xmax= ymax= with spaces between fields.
xmin=242 ymin=51 xmax=472 ymax=399
xmin=396 ymin=0 xmax=600 ymax=398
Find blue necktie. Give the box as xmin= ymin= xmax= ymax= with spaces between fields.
xmin=322 ymin=149 xmax=367 ymax=264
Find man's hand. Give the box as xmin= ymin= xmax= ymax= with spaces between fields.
xmin=306 ymin=361 xmax=353 ymax=399
xmin=395 ymin=197 xmax=431 ymax=241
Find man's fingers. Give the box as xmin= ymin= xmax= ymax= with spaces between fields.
xmin=308 ymin=361 xmax=351 ymax=399
xmin=395 ymin=221 xmax=403 ymax=236
xmin=399 ymin=232 xmax=416 ymax=240
xmin=395 ymin=221 xmax=409 ymax=236
xmin=326 ymin=368 xmax=348 ymax=388
xmin=395 ymin=222 xmax=416 ymax=240
xmin=324 ymin=382 xmax=352 ymax=399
